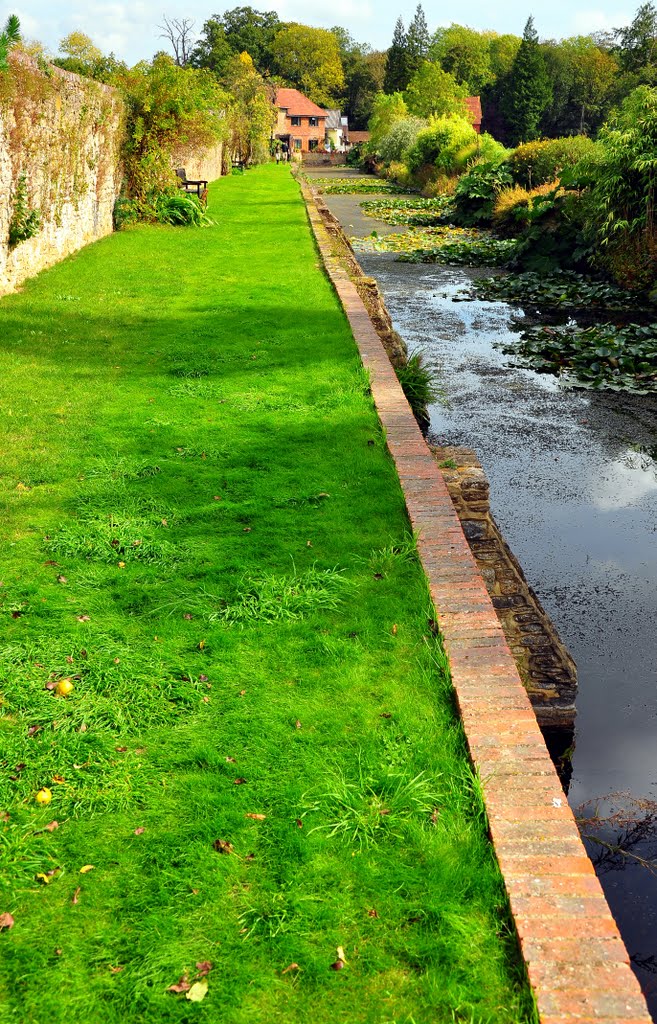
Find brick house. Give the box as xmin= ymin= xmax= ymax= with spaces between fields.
xmin=274 ymin=88 xmax=328 ymax=154
xmin=464 ymin=96 xmax=483 ymax=133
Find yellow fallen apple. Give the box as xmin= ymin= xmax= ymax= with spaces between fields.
xmin=35 ymin=788 xmax=52 ymax=805
xmin=55 ymin=678 xmax=74 ymax=697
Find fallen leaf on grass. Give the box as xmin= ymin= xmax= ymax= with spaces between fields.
xmin=168 ymin=975 xmax=191 ymax=994
xmin=336 ymin=946 xmax=347 ymax=964
xmin=44 ymin=821 xmax=59 ymax=832
xmin=245 ymin=813 xmax=266 ymax=821
xmin=115 ymin=746 xmax=128 ymax=753
xmin=72 ymin=887 xmax=81 ymax=905
xmin=77 ymin=615 xmax=90 ymax=623
xmin=238 ymin=689 xmax=246 ymax=697
xmin=36 ymin=871 xmax=60 ymax=885
xmin=27 ymin=725 xmax=41 ymax=736
xmin=295 ymin=720 xmax=301 ymax=730
xmin=430 ymin=808 xmax=440 ymax=826
xmin=225 ymin=756 xmax=236 ymax=764
xmin=79 ymin=865 xmax=94 ymax=874
xmin=56 ymin=576 xmax=68 ymax=585
xmin=52 ymin=775 xmax=66 ymax=785
xmin=233 ymin=778 xmax=247 ymax=785
xmin=66 ymin=656 xmax=74 ymax=664
xmin=367 ymin=908 xmax=378 ymax=918
xmin=134 ymin=827 xmax=145 ymax=835
xmin=212 ymin=839 xmax=234 ymax=854
xmin=195 ymin=961 xmax=212 ymax=975
xmin=109 ymin=965 xmax=124 ymax=974
xmin=295 ymin=819 xmax=303 ymax=829
xmin=186 ymin=980 xmax=208 ymax=1002
xmin=135 ymin=748 xmax=146 ymax=755
xmin=0 ymin=913 xmax=14 ymax=930
xmin=0 ymin=812 xmax=9 ymax=822
xmin=282 ymin=963 xmax=300 ymax=974
xmin=391 ymin=624 xmax=398 ymax=635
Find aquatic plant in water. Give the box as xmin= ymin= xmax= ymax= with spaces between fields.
xmin=464 ymin=270 xmax=643 ymax=312
xmin=500 ymin=321 xmax=657 ymax=392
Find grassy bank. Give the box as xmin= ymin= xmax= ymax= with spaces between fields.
xmin=0 ymin=165 xmax=534 ymax=1023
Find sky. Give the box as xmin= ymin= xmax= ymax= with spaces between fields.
xmin=6 ymin=0 xmax=636 ymax=66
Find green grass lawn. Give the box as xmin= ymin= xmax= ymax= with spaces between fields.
xmin=0 ymin=165 xmax=534 ymax=1024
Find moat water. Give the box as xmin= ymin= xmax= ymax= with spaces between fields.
xmin=308 ymin=171 xmax=657 ymax=1015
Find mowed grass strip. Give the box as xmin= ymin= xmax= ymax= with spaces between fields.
xmin=0 ymin=165 xmax=534 ymax=1024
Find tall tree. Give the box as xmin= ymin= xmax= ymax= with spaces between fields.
xmin=384 ymin=17 xmax=410 ymax=93
xmin=331 ymin=26 xmax=382 ymax=127
xmin=502 ymin=16 xmax=552 ymax=144
xmin=540 ymin=36 xmax=618 ymax=136
xmin=160 ymin=16 xmax=195 ymax=66
xmin=191 ymin=7 xmax=280 ymax=75
xmin=615 ymin=2 xmax=657 ymax=72
xmin=430 ymin=25 xmax=495 ymax=94
xmin=270 ymin=23 xmax=344 ymax=106
xmin=406 ymin=4 xmax=430 ymax=74
xmin=404 ymin=61 xmax=468 ymax=118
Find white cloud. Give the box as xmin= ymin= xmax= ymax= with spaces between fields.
xmin=571 ymin=8 xmax=631 ymax=33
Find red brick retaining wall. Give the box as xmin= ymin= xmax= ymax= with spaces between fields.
xmin=301 ymin=180 xmax=652 ymax=1024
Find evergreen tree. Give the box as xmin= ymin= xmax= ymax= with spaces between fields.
xmin=502 ymin=16 xmax=552 ymax=144
xmin=406 ymin=4 xmax=430 ymax=74
xmin=615 ymin=2 xmax=657 ymax=73
xmin=384 ymin=17 xmax=410 ymax=93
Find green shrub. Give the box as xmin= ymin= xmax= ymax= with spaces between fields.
xmin=156 ymin=192 xmax=212 ymax=227
xmin=509 ymin=136 xmax=599 ymax=188
xmin=452 ymin=161 xmax=514 ymax=225
xmin=345 ymin=142 xmax=366 ymax=167
xmin=585 ymin=87 xmax=657 ymax=290
xmin=396 ymin=351 xmax=441 ymax=421
xmin=378 ymin=117 xmax=427 ymax=165
xmin=406 ymin=115 xmax=476 ymax=176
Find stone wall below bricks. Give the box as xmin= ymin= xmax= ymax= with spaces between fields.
xmin=171 ymin=142 xmax=225 ymax=186
xmin=433 ymin=445 xmax=577 ymax=730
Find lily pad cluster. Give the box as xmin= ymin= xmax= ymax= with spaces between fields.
xmin=500 ymin=321 xmax=657 ymax=392
xmin=465 ymin=270 xmax=643 ymax=312
xmin=307 ymin=177 xmax=415 ymax=195
xmin=353 ymin=226 xmax=518 ymax=268
xmin=398 ymin=236 xmax=519 ymax=267
xmin=360 ymin=197 xmax=453 ymax=226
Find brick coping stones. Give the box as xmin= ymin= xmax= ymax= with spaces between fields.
xmin=300 ymin=180 xmax=652 ymax=1024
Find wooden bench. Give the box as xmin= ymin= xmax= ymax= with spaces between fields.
xmin=175 ymin=168 xmax=208 ymax=205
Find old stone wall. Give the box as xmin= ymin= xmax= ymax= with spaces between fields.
xmin=0 ymin=53 xmax=125 ymax=296
xmin=171 ymin=142 xmax=225 ymax=185
xmin=432 ymin=444 xmax=577 ymax=730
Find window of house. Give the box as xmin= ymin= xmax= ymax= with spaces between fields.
xmin=308 ymin=139 xmax=318 ymax=151
xmin=294 ymin=138 xmax=302 ymax=150
xmin=309 ymin=117 xmax=318 ymax=127
xmin=291 ymin=116 xmax=301 ymax=126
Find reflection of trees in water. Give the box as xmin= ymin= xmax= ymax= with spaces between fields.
xmin=577 ymin=795 xmax=657 ymax=875
xmin=582 ymin=815 xmax=657 ymax=876
xmin=576 ymin=796 xmax=657 ymax=992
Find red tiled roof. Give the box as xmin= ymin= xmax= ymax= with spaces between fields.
xmin=275 ymin=88 xmax=327 ymax=117
xmin=464 ymin=96 xmax=482 ymax=124
xmin=348 ymin=131 xmax=370 ymax=144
